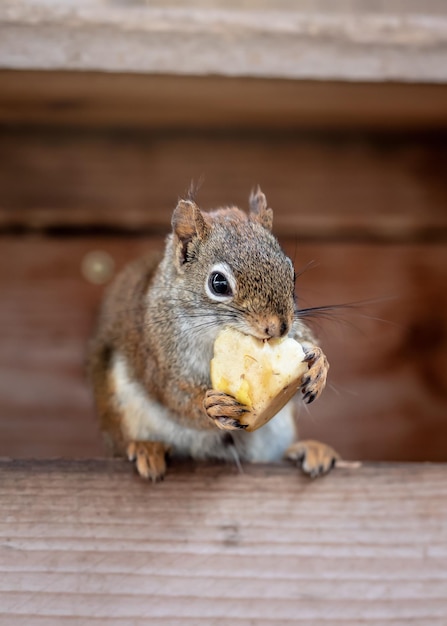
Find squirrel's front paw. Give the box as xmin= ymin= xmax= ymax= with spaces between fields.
xmin=127 ymin=441 xmax=170 ymax=482
xmin=204 ymin=390 xmax=249 ymax=431
xmin=300 ymin=346 xmax=329 ymax=404
xmin=286 ymin=439 xmax=340 ymax=478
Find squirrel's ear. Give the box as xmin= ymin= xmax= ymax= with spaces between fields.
xmin=172 ymin=199 xmax=209 ymax=265
xmin=249 ymin=186 xmax=273 ymax=231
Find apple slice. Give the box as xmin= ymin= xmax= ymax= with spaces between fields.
xmin=210 ymin=328 xmax=308 ymax=432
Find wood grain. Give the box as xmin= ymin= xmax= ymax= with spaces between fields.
xmin=0 ymin=128 xmax=446 ymax=241
xmin=1 ymin=235 xmax=446 ymax=462
xmin=0 ymin=459 xmax=446 ymax=625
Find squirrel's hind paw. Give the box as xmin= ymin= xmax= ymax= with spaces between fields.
xmin=286 ymin=439 xmax=340 ymax=478
xmin=127 ymin=441 xmax=170 ymax=482
xmin=204 ymin=390 xmax=249 ymax=431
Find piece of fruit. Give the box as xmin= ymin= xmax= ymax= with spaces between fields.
xmin=210 ymin=327 xmax=308 ymax=432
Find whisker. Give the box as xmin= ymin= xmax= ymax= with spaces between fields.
xmin=327 ymin=382 xmax=360 ymax=398
xmin=294 ymin=259 xmax=319 ymax=281
xmin=296 ymin=296 xmax=397 ymax=322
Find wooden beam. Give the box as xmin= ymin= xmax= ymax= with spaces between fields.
xmin=1 ymin=128 xmax=446 ymax=241
xmin=1 ymin=1 xmax=447 ymax=81
xmin=1 ymin=71 xmax=447 ymax=130
xmin=1 ymin=459 xmax=447 ymax=624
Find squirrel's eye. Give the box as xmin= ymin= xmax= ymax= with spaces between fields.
xmin=205 ymin=263 xmax=235 ymax=302
xmin=209 ymin=272 xmax=232 ymax=296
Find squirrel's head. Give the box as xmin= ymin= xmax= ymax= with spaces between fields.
xmin=170 ymin=187 xmax=296 ymax=340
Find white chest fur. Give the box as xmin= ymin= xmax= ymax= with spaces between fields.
xmin=111 ymin=352 xmax=297 ymax=463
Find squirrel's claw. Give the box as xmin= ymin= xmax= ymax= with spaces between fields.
xmin=214 ymin=416 xmax=248 ymax=431
xmin=301 ymin=346 xmax=329 ymax=404
xmin=204 ymin=390 xmax=249 ymax=431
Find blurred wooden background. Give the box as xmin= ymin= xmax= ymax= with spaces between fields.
xmin=0 ymin=2 xmax=447 ymax=463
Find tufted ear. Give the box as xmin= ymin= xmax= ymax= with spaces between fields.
xmin=172 ymin=199 xmax=209 ymax=265
xmin=249 ymin=186 xmax=273 ymax=231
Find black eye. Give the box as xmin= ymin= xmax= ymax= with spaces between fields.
xmin=209 ymin=272 xmax=232 ymax=296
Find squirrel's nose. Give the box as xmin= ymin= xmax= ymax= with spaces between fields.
xmin=263 ymin=316 xmax=289 ymax=339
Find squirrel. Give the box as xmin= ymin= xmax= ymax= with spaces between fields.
xmin=88 ymin=187 xmax=339 ymax=481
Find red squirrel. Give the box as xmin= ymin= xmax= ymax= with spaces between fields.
xmin=88 ymin=188 xmax=339 ymax=481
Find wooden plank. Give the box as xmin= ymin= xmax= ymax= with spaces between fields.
xmin=1 ymin=1 xmax=447 ymax=81
xmin=0 ymin=459 xmax=446 ymax=625
xmin=2 ymin=71 xmax=447 ymax=130
xmin=1 ymin=235 xmax=446 ymax=462
xmin=1 ymin=129 xmax=446 ymax=241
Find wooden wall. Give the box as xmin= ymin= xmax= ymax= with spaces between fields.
xmin=1 ymin=71 xmax=446 ymax=462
